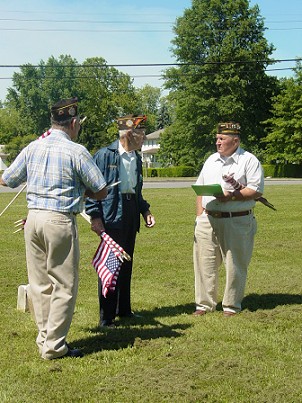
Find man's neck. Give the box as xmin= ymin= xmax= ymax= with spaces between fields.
xmin=52 ymin=125 xmax=72 ymax=140
xmin=119 ymin=139 xmax=136 ymax=152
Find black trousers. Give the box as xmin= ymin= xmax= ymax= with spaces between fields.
xmin=98 ymin=195 xmax=139 ymax=322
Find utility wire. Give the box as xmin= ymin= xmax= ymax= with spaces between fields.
xmin=0 ymin=28 xmax=171 ymax=32
xmin=1 ymin=27 xmax=302 ymax=32
xmin=0 ymin=58 xmax=301 ymax=69
xmin=0 ymin=67 xmax=296 ymax=81
xmin=0 ymin=18 xmax=173 ymax=24
xmin=1 ymin=17 xmax=302 ymax=24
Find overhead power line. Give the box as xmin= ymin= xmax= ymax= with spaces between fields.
xmin=0 ymin=28 xmax=171 ymax=33
xmin=0 ymin=58 xmax=301 ymax=69
xmin=1 ymin=16 xmax=302 ymax=25
xmin=0 ymin=18 xmax=173 ymax=24
xmin=1 ymin=27 xmax=302 ymax=33
xmin=0 ymin=67 xmax=297 ymax=81
xmin=0 ymin=59 xmax=299 ymax=82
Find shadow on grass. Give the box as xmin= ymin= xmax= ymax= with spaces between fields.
xmin=242 ymin=293 xmax=302 ymax=311
xmin=74 ymin=303 xmax=194 ymax=356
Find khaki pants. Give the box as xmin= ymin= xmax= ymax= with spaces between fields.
xmin=24 ymin=210 xmax=79 ymax=359
xmin=193 ymin=212 xmax=257 ymax=313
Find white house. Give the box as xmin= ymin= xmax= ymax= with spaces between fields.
xmin=141 ymin=129 xmax=163 ymax=168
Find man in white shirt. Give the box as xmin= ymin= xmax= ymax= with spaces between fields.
xmin=193 ymin=122 xmax=264 ymax=317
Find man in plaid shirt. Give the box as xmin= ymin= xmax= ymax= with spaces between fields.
xmin=0 ymin=97 xmax=107 ymax=359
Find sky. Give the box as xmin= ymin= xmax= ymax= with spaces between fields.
xmin=0 ymin=0 xmax=302 ymax=102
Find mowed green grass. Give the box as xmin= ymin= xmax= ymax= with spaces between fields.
xmin=0 ymin=185 xmax=301 ymax=402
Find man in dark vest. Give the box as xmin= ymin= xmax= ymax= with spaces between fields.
xmin=85 ymin=115 xmax=155 ymax=328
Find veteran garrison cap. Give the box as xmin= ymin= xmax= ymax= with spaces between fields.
xmin=117 ymin=114 xmax=147 ymax=130
xmin=51 ymin=97 xmax=78 ymax=122
xmin=217 ymin=122 xmax=241 ymax=135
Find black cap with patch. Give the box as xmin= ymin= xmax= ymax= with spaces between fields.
xmin=51 ymin=97 xmax=78 ymax=122
xmin=117 ymin=114 xmax=147 ymax=130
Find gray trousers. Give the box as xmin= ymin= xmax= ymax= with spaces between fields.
xmin=24 ymin=210 xmax=79 ymax=359
xmin=193 ymin=212 xmax=257 ymax=313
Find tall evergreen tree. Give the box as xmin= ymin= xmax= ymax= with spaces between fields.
xmin=160 ymin=0 xmax=278 ymax=166
xmin=156 ymin=97 xmax=172 ymax=130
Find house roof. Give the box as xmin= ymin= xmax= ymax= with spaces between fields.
xmin=141 ymin=147 xmax=159 ymax=155
xmin=146 ymin=128 xmax=164 ymax=140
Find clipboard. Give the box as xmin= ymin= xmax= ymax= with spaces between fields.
xmin=191 ymin=184 xmax=223 ymax=196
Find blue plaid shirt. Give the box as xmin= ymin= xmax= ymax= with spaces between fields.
xmin=2 ymin=130 xmax=106 ymax=213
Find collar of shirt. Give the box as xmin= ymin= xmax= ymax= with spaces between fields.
xmin=50 ymin=128 xmax=71 ymax=141
xmin=216 ymin=147 xmax=242 ymax=164
xmin=118 ymin=141 xmax=135 ymax=157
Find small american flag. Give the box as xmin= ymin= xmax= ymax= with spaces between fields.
xmin=92 ymin=232 xmax=131 ymax=297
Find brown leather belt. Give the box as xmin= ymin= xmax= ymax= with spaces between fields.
xmin=205 ymin=209 xmax=252 ymax=218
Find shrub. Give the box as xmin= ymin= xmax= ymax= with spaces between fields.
xmin=144 ymin=166 xmax=198 ymax=178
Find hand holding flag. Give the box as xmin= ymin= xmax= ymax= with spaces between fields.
xmin=92 ymin=232 xmax=131 ymax=297
xmin=222 ymin=173 xmax=276 ymax=211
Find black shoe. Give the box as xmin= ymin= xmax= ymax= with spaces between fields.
xmin=56 ymin=347 xmax=83 ymax=359
xmin=100 ymin=320 xmax=116 ymax=328
xmin=118 ymin=311 xmax=142 ymax=319
xmin=64 ymin=348 xmax=83 ymax=358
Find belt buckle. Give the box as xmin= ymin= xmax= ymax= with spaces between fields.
xmin=213 ymin=212 xmax=221 ymax=218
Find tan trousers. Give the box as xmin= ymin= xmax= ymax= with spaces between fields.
xmin=193 ymin=212 xmax=257 ymax=313
xmin=24 ymin=210 xmax=79 ymax=359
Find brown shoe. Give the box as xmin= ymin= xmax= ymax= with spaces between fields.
xmin=193 ymin=309 xmax=206 ymax=316
xmin=223 ymin=311 xmax=236 ymax=317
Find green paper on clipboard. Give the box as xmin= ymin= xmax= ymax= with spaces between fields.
xmin=191 ymin=184 xmax=223 ymax=196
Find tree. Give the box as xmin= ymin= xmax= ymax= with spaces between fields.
xmin=77 ymin=57 xmax=137 ymax=153
xmin=4 ymin=55 xmax=139 ymax=155
xmin=160 ymin=0 xmax=278 ymax=166
xmin=6 ymin=55 xmax=80 ymax=135
xmin=156 ymin=96 xmax=173 ymax=130
xmin=134 ymin=85 xmax=161 ymax=133
xmin=263 ymin=62 xmax=302 ymax=164
xmin=0 ymin=106 xmax=22 ymax=145
xmin=4 ymin=134 xmax=37 ymax=163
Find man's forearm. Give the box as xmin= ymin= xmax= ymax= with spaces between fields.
xmin=85 ymin=187 xmax=108 ymax=200
xmin=196 ymin=196 xmax=203 ymax=215
xmin=233 ymin=188 xmax=262 ymax=201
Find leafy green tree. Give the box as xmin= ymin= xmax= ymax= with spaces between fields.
xmin=6 ymin=55 xmax=80 ymax=135
xmin=4 ymin=134 xmax=37 ymax=163
xmin=134 ymin=85 xmax=161 ymax=133
xmin=0 ymin=106 xmax=22 ymax=145
xmin=77 ymin=57 xmax=137 ymax=154
xmin=4 ymin=56 xmax=140 ymax=155
xmin=156 ymin=96 xmax=173 ymax=130
xmin=263 ymin=62 xmax=302 ymax=164
xmin=160 ymin=0 xmax=278 ymax=166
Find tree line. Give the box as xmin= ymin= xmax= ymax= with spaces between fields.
xmin=0 ymin=0 xmax=301 ymax=167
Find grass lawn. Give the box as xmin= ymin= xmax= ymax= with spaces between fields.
xmin=0 ymin=185 xmax=301 ymax=402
